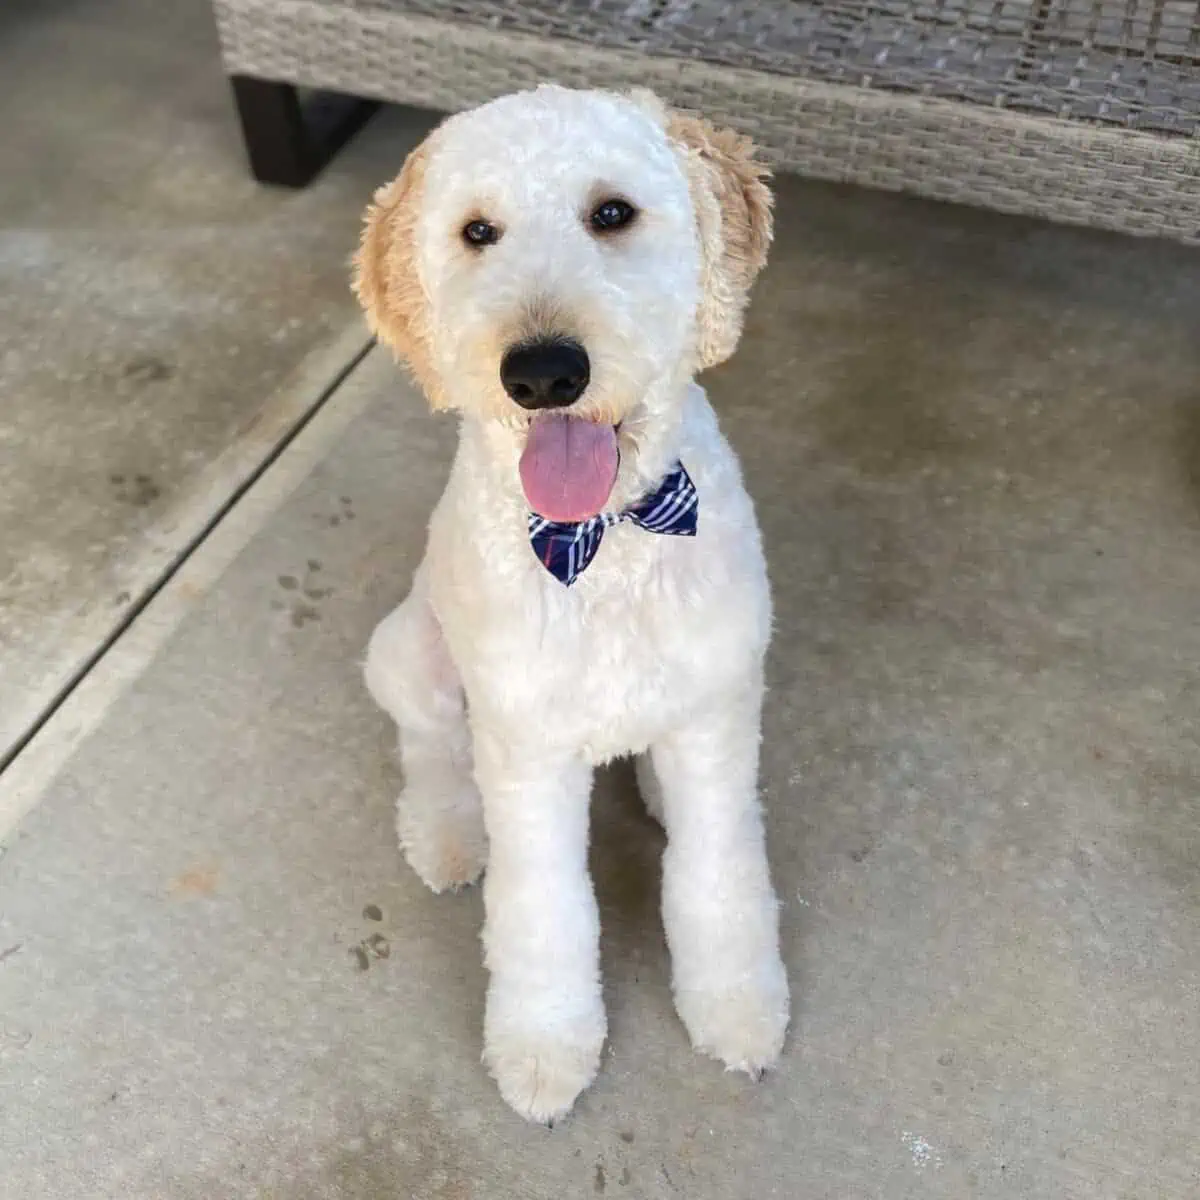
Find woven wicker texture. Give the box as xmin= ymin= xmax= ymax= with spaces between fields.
xmin=352 ymin=0 xmax=1200 ymax=135
xmin=213 ymin=0 xmax=1200 ymax=242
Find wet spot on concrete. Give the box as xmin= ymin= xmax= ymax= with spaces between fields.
xmin=349 ymin=933 xmax=390 ymax=970
xmin=363 ymin=904 xmax=383 ymax=922
xmin=329 ymin=515 xmax=341 ymax=527
xmin=290 ymin=603 xmax=320 ymax=629
xmin=111 ymin=473 xmax=162 ymax=506
xmin=620 ymin=1130 xmax=635 ymax=1144
xmin=593 ymin=1163 xmax=606 ymax=1193
xmin=277 ymin=561 xmax=331 ymax=627
xmin=123 ymin=355 xmax=173 ymax=384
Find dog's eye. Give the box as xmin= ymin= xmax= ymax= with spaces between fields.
xmin=462 ymin=219 xmax=499 ymax=248
xmin=590 ymin=199 xmax=636 ymax=233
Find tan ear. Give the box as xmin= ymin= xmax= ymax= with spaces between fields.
xmin=666 ymin=112 xmax=773 ymax=369
xmin=352 ymin=141 xmax=446 ymax=408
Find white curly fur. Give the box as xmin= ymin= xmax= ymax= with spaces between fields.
xmin=357 ymin=86 xmax=788 ymax=1124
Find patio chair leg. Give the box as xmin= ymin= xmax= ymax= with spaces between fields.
xmin=229 ymin=76 xmax=378 ymax=187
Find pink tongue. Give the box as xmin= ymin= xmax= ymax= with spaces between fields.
xmin=520 ymin=412 xmax=619 ymax=522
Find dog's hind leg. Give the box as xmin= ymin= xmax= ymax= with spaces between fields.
xmin=364 ymin=572 xmax=486 ymax=892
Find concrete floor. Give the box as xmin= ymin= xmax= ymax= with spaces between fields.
xmin=3 ymin=4 xmax=1200 ymax=1198
xmin=0 ymin=0 xmax=432 ymax=761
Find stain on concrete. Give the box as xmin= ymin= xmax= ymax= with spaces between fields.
xmin=110 ymin=472 xmax=162 ymax=507
xmin=363 ymin=904 xmax=383 ymax=922
xmin=168 ymin=864 xmax=218 ymax=898
xmin=123 ymin=355 xmax=173 ymax=385
xmin=276 ymin=560 xmax=333 ymax=629
xmin=348 ymin=933 xmax=391 ymax=971
xmin=289 ymin=602 xmax=320 ymax=629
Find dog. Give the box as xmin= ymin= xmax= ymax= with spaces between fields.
xmin=354 ymin=85 xmax=788 ymax=1123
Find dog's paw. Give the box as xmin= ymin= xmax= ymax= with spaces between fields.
xmin=484 ymin=1016 xmax=606 ymax=1125
xmin=676 ymin=971 xmax=790 ymax=1077
xmin=397 ymin=789 xmax=487 ymax=893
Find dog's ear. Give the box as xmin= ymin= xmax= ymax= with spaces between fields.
xmin=665 ymin=111 xmax=773 ymax=370
xmin=353 ymin=140 xmax=446 ymax=408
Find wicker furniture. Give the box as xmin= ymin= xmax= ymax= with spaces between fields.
xmin=213 ymin=0 xmax=1199 ymax=243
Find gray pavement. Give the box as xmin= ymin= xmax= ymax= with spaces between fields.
xmin=3 ymin=150 xmax=1200 ymax=1194
xmin=0 ymin=0 xmax=431 ymax=760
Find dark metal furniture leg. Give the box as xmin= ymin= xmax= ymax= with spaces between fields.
xmin=229 ymin=76 xmax=378 ymax=187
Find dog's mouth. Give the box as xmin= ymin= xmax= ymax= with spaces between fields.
xmin=519 ymin=411 xmax=620 ymax=523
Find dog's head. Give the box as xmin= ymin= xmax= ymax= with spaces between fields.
xmin=354 ymin=86 xmax=771 ymax=519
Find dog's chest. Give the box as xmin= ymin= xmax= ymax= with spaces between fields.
xmin=443 ymin=520 xmax=769 ymax=762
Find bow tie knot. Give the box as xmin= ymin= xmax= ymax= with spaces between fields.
xmin=528 ymin=462 xmax=698 ymax=586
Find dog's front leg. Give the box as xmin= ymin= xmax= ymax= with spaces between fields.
xmin=653 ymin=684 xmax=789 ymax=1076
xmin=474 ymin=734 xmax=604 ymax=1124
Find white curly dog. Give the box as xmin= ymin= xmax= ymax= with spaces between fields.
xmin=355 ymin=85 xmax=787 ymax=1123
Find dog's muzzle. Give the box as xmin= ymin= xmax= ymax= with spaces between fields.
xmin=500 ymin=337 xmax=590 ymax=410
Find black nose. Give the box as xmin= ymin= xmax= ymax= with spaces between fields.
xmin=500 ymin=338 xmax=590 ymax=410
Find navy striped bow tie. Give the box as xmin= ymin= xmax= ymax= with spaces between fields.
xmin=528 ymin=462 xmax=699 ymax=586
